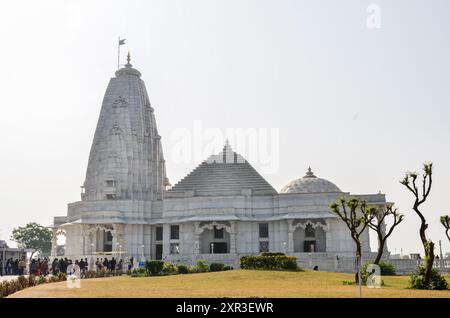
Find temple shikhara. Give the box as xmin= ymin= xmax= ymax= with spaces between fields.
xmin=50 ymin=55 xmax=389 ymax=271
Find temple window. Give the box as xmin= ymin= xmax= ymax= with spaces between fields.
xmin=170 ymin=225 xmax=179 ymax=240
xmin=259 ymin=223 xmax=269 ymax=238
xmin=259 ymin=241 xmax=269 ymax=253
xmin=170 ymin=243 xmax=180 ymax=254
xmin=103 ymin=231 xmax=113 ymax=252
xmin=105 ymin=179 xmax=116 ymax=187
xmin=156 ymin=226 xmax=163 ymax=241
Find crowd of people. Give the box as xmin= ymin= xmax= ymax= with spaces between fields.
xmin=0 ymin=256 xmax=135 ymax=277
xmin=0 ymin=257 xmax=27 ymax=276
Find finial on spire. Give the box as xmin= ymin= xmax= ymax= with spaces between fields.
xmin=126 ymin=51 xmax=132 ymax=67
xmin=223 ymin=139 xmax=230 ymax=152
xmin=304 ymin=167 xmax=316 ymax=178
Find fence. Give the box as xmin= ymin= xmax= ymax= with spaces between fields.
xmin=291 ymin=253 xmax=450 ymax=275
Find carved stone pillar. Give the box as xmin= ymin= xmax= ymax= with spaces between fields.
xmin=51 ymin=228 xmax=58 ymax=258
xmin=324 ymin=219 xmax=332 ymax=253
xmin=193 ymin=222 xmax=201 ymax=255
xmin=229 ymin=221 xmax=237 ymax=254
xmin=85 ymin=232 xmax=92 ymax=256
xmin=287 ymin=220 xmax=294 ymax=254
xmin=81 ymin=224 xmax=90 ymax=256
xmin=193 ymin=235 xmax=200 ymax=254
xmin=112 ymin=224 xmax=125 ymax=257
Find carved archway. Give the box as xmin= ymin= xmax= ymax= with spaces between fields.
xmin=288 ymin=219 xmax=329 ymax=253
xmin=289 ymin=219 xmax=329 ymax=232
xmin=194 ymin=221 xmax=234 ymax=254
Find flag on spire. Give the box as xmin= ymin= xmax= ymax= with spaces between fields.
xmin=118 ymin=37 xmax=127 ymax=70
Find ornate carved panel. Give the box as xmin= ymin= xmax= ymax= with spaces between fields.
xmin=110 ymin=123 xmax=124 ymax=135
xmin=289 ymin=219 xmax=329 ymax=233
xmin=195 ymin=221 xmax=232 ymax=235
xmin=112 ymin=96 xmax=128 ymax=108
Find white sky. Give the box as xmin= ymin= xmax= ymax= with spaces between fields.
xmin=1 ymin=0 xmax=450 ymax=256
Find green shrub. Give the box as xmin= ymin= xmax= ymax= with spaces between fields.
xmin=37 ymin=276 xmax=47 ymax=285
xmin=362 ymin=261 xmax=396 ymax=276
xmin=408 ymin=266 xmax=449 ymax=290
xmin=49 ymin=275 xmax=60 ymax=283
xmin=162 ymin=262 xmax=178 ymax=275
xmin=260 ymin=252 xmax=286 ymax=257
xmin=131 ymin=268 xmax=147 ymax=277
xmin=17 ymin=275 xmax=29 ymax=289
xmin=84 ymin=270 xmax=96 ymax=279
xmin=196 ymin=260 xmax=209 ymax=273
xmin=360 ymin=261 xmax=395 ymax=285
xmin=223 ymin=265 xmax=233 ymax=271
xmin=342 ymin=280 xmax=355 ymax=285
xmin=3 ymin=281 xmax=13 ymax=296
xmin=209 ymin=263 xmax=225 ymax=272
xmin=57 ymin=272 xmax=67 ymax=281
xmin=145 ymin=260 xmax=164 ymax=276
xmin=9 ymin=280 xmax=23 ymax=294
xmin=188 ymin=265 xmax=198 ymax=273
xmin=0 ymin=281 xmax=8 ymax=298
xmin=177 ymin=264 xmax=189 ymax=274
xmin=7 ymin=281 xmax=17 ymax=295
xmin=0 ymin=281 xmax=12 ymax=298
xmin=28 ymin=275 xmax=36 ymax=287
xmin=240 ymin=255 xmax=298 ymax=271
xmin=97 ymin=269 xmax=106 ymax=277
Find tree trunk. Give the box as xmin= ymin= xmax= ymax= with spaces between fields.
xmin=355 ymin=243 xmax=362 ymax=284
xmin=374 ymin=237 xmax=385 ymax=265
xmin=419 ymin=222 xmax=434 ymax=287
xmin=424 ymin=241 xmax=435 ymax=286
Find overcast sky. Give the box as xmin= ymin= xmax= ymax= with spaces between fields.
xmin=1 ymin=0 xmax=449 ymax=255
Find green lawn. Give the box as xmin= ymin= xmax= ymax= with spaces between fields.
xmin=9 ymin=270 xmax=450 ymax=298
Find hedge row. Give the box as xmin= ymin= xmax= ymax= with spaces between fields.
xmin=130 ymin=260 xmax=233 ymax=277
xmin=0 ymin=269 xmax=124 ymax=298
xmin=240 ymin=254 xmax=299 ymax=271
xmin=0 ymin=273 xmax=67 ymax=298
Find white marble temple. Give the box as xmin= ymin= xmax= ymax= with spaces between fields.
xmin=50 ymin=59 xmax=388 ymax=270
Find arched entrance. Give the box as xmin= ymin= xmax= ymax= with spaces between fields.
xmin=194 ymin=221 xmax=235 ymax=254
xmin=291 ymin=220 xmax=327 ymax=253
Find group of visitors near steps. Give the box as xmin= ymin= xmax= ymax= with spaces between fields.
xmin=0 ymin=256 xmax=135 ymax=276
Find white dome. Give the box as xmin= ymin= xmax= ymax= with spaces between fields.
xmin=281 ymin=167 xmax=341 ymax=194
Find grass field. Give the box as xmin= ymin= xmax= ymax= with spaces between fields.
xmin=9 ymin=270 xmax=450 ymax=298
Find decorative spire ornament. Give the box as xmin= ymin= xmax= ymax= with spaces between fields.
xmin=126 ymin=51 xmax=132 ymax=67
xmin=304 ymin=167 xmax=317 ymax=178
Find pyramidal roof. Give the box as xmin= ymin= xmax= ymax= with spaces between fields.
xmin=168 ymin=142 xmax=277 ymax=196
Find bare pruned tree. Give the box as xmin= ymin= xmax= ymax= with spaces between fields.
xmin=400 ymin=162 xmax=434 ymax=287
xmin=330 ymin=197 xmax=377 ymax=283
xmin=368 ymin=205 xmax=404 ymax=265
xmin=440 ymin=215 xmax=450 ymax=244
